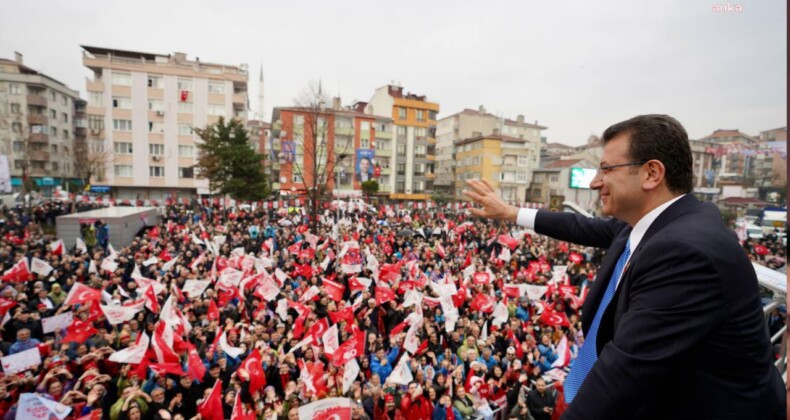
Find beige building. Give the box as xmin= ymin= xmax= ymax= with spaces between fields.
xmin=526 ymin=158 xmax=599 ymax=213
xmin=0 ymin=52 xmax=83 ymax=195
xmin=436 ymin=106 xmax=545 ymax=196
xmin=81 ymin=46 xmax=249 ymax=199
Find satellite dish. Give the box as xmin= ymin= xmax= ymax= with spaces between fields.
xmin=280 ymin=176 xmax=287 ymax=184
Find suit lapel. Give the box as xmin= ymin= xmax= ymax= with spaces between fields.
xmin=580 ymin=230 xmax=631 ymax=334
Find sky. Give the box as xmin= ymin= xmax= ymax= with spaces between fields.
xmin=1 ymin=0 xmax=786 ymax=146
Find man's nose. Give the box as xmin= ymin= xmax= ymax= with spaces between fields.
xmin=590 ymin=174 xmax=603 ymax=190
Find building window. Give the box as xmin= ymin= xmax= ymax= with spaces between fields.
xmin=429 ymin=111 xmax=437 ymax=121
xmin=9 ymin=84 xmax=21 ymax=95
xmin=178 ymin=124 xmax=193 ymax=135
xmin=178 ymin=167 xmax=194 ymax=178
xmin=149 ymin=166 xmax=165 ymax=177
xmin=113 ymin=119 xmax=132 ymax=131
xmin=50 ymin=127 xmax=57 ymax=137
xmin=61 ymin=95 xmax=68 ymax=106
xmin=10 ymin=103 xmax=20 ymax=114
xmin=413 ymin=181 xmax=423 ymax=192
xmin=148 ymin=121 xmax=164 ymax=133
xmin=62 ymin=129 xmax=69 ymax=139
xmin=208 ymin=104 xmax=225 ymax=116
xmin=416 ymin=110 xmax=425 ymax=121
xmin=396 ymin=126 xmax=407 ymax=137
xmin=208 ymin=81 xmax=225 ymax=94
xmin=88 ymin=115 xmax=104 ymax=131
xmin=62 ymin=113 xmax=68 ymax=123
xmin=112 ymin=72 xmax=132 ymax=86
xmin=177 ymin=78 xmax=193 ymax=91
xmin=88 ymin=91 xmax=103 ymax=107
xmin=397 ymin=144 xmax=406 ymax=156
xmin=149 ymin=144 xmax=165 ymax=156
xmin=518 ymin=155 xmax=529 ymax=167
xmin=376 ymin=140 xmax=390 ymax=151
xmin=414 ymin=145 xmax=426 ymax=157
xmin=292 ymin=174 xmax=303 ymax=183
xmin=49 ymin=91 xmax=56 ymax=101
xmin=398 ymin=107 xmax=407 ymax=120
xmin=178 ymin=145 xmax=194 ymax=157
xmin=148 ymin=100 xmax=164 ymax=112
xmin=11 ymin=122 xmax=22 ymax=133
xmin=51 ymin=145 xmax=58 ymax=154
xmin=377 ymin=157 xmax=390 ymax=168
xmin=533 ymin=174 xmax=544 ymax=183
xmin=414 ymin=163 xmax=424 ymax=175
xmin=114 ymin=142 xmax=133 ymax=154
xmin=147 ymin=75 xmax=163 ymax=88
xmin=178 ymin=101 xmax=193 ymax=113
xmin=396 ymin=181 xmax=405 ymax=193
xmin=549 ymin=174 xmax=559 ymax=183
xmin=517 ymin=171 xmax=528 ymax=183
xmin=396 ymin=163 xmax=406 ymax=175
xmin=112 ymin=97 xmax=132 ymax=109
xmin=13 ymin=142 xmax=24 ymax=153
xmin=50 ymin=109 xmax=57 ymax=119
xmin=114 ymin=165 xmax=133 ymax=177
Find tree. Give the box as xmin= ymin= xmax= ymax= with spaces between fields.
xmin=194 ymin=117 xmax=270 ymax=202
xmin=430 ymin=191 xmax=451 ymax=206
xmin=73 ymin=142 xmax=112 ymax=190
xmin=361 ymin=180 xmax=379 ymax=197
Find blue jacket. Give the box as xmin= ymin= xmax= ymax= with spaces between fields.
xmin=370 ymin=348 xmax=400 ymax=382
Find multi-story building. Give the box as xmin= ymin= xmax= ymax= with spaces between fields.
xmin=453 ymin=132 xmax=540 ymax=202
xmin=697 ymin=129 xmax=759 ymax=187
xmin=526 ymin=158 xmax=599 ymax=213
xmin=0 ymin=52 xmax=82 ymax=195
xmin=436 ymin=106 xmax=545 ymax=196
xmin=81 ymin=46 xmax=249 ymax=199
xmin=754 ymin=127 xmax=787 ymax=191
xmin=270 ymin=99 xmax=391 ymax=198
xmin=366 ymin=84 xmax=439 ymax=200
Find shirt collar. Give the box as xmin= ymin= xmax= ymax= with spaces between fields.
xmin=629 ymin=194 xmax=686 ymax=255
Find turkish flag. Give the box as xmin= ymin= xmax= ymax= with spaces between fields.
xmin=239 ymin=348 xmax=266 ymax=394
xmin=508 ymin=330 xmax=524 ymax=359
xmin=569 ymin=252 xmax=583 ymax=264
xmin=498 ymin=235 xmax=519 ymax=250
xmin=754 ymin=245 xmax=770 ymax=255
xmin=144 ymin=286 xmax=160 ymax=313
xmin=328 ymin=307 xmax=354 ymax=325
xmin=557 ymin=242 xmax=569 ymax=253
xmin=231 ymin=392 xmax=256 ymax=420
xmin=298 ymin=398 xmax=352 ymax=420
xmin=332 ymin=338 xmax=361 ymax=367
xmin=539 ymin=308 xmax=571 ymax=328
xmin=348 ymin=276 xmax=370 ymax=293
xmin=379 ymin=263 xmax=401 ymax=283
xmin=198 ymin=380 xmax=223 ymax=420
xmin=0 ymin=297 xmax=16 ymax=315
xmin=473 ymin=272 xmax=491 ymax=285
xmin=62 ymin=319 xmax=97 ymax=344
xmin=470 ymin=294 xmax=496 ymax=313
xmin=308 ymin=318 xmax=330 ymax=343
xmin=187 ymin=344 xmax=207 ymax=383
xmin=207 ymin=299 xmax=220 ymax=321
xmin=150 ymin=363 xmax=185 ymax=376
xmin=288 ymin=242 xmax=302 ymax=254
xmin=50 ymin=239 xmax=64 ymax=256
xmin=503 ymin=284 xmax=522 ymax=299
xmin=2 ymin=258 xmax=31 ymax=283
xmin=375 ymin=286 xmax=396 ymax=306
xmin=180 ymin=90 xmax=189 ymax=102
xmin=63 ymin=283 xmax=102 ymax=307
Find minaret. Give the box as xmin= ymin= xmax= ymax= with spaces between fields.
xmin=257 ymin=65 xmax=265 ymax=121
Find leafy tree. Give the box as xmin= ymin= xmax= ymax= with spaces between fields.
xmin=194 ymin=117 xmax=270 ymax=202
xmin=361 ymin=180 xmax=379 ymax=197
xmin=431 ymin=191 xmax=451 ymax=205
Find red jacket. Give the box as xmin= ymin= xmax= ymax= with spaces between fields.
xmin=401 ymin=394 xmax=434 ymax=420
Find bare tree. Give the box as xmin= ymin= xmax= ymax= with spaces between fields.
xmin=73 ymin=139 xmax=112 ymax=190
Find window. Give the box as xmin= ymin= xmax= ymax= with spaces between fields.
xmin=114 ymin=165 xmax=133 ymax=177
xmin=13 ymin=142 xmax=24 ymax=153
xmin=429 ymin=111 xmax=437 ymax=121
xmin=50 ymin=145 xmax=58 ymax=154
xmin=30 ymin=124 xmax=43 ymax=134
xmin=147 ymin=75 xmax=163 ymax=88
xmin=208 ymin=104 xmax=225 ymax=116
xmin=178 ymin=124 xmax=193 ymax=135
xmin=517 ymin=171 xmax=528 ymax=183
xmin=416 ymin=110 xmax=425 ymax=121
xmin=397 ymin=144 xmax=406 ymax=156
xmin=378 ymin=123 xmax=388 ymax=132
xmin=208 ymin=81 xmax=225 ymax=94
xmin=49 ymin=91 xmax=56 ymax=101
xmin=9 ymin=84 xmax=21 ymax=95
xmin=396 ymin=163 xmax=406 ymax=175
xmin=517 ymin=155 xmax=529 ymax=167
xmin=292 ymin=174 xmax=303 ymax=183
xmin=14 ymin=160 xmax=24 ymax=169
xmin=88 ymin=115 xmax=104 ymax=131
xmin=90 ymin=141 xmax=104 ymax=154
xmin=62 ymin=129 xmax=69 ymax=139
xmin=112 ymin=72 xmax=132 ymax=86
xmin=396 ymin=181 xmax=405 ymax=193
xmin=177 ymin=78 xmax=193 ymax=91
xmin=11 ymin=122 xmax=22 ymax=133
xmin=62 ymin=113 xmax=68 ymax=123
xmin=533 ymin=174 xmax=544 ymax=183
xmin=414 ymin=127 xmax=426 ymax=140
xmin=413 ymin=181 xmax=423 ymax=192
xmin=148 ymin=121 xmax=164 ymax=133
xmin=10 ymin=103 xmax=20 ymax=114
xmin=148 ymin=100 xmax=164 ymax=112
xmin=376 ymin=140 xmax=390 ymax=151
xmin=178 ymin=167 xmax=194 ymax=178
xmin=149 ymin=166 xmax=165 ymax=177
xmin=50 ymin=127 xmax=57 ymax=137
xmin=51 ymin=162 xmax=59 ymax=172
xmin=396 ymin=126 xmax=407 ymax=137
xmin=178 ymin=101 xmax=193 ymax=113
xmin=414 ymin=145 xmax=426 ymax=157
xmin=112 ymin=97 xmax=132 ymax=109
xmin=414 ymin=163 xmax=424 ymax=175
xmin=472 ymin=156 xmax=480 ymax=165
xmin=398 ymin=107 xmax=407 ymax=119
xmin=88 ymin=91 xmax=103 ymax=106
xmin=549 ymin=175 xmax=559 ymax=183
xmin=113 ymin=119 xmax=132 ymax=131
xmin=61 ymin=95 xmax=68 ymax=106
xmin=178 ymin=145 xmax=194 ymax=157
xmin=50 ymin=109 xmax=57 ymax=119
xmin=113 ymin=142 xmax=132 ymax=154
xmin=149 ymin=144 xmax=165 ymax=156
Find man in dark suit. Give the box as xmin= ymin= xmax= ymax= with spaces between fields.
xmin=463 ymin=114 xmax=785 ymax=419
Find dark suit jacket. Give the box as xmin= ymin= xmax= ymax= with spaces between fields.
xmin=534 ymin=194 xmax=785 ymax=419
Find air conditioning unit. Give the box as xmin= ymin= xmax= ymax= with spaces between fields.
xmin=152 ymin=156 xmax=162 ymax=162
xmin=156 ymin=111 xmax=164 ymax=116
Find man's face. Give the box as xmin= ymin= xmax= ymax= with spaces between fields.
xmin=151 ymin=388 xmax=165 ymax=403
xmin=17 ymin=330 xmax=29 ymax=342
xmin=536 ymin=379 xmax=546 ymax=393
xmin=591 ymin=134 xmax=645 ymax=223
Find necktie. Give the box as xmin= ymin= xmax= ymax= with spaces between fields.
xmin=564 ymin=239 xmax=631 ymax=403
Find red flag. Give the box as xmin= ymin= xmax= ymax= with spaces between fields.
xmin=508 ymin=330 xmax=524 ymax=359
xmin=144 ymin=286 xmax=159 ymax=313
xmin=462 ymin=251 xmax=472 ymax=269
xmin=0 ymin=297 xmax=17 ymax=316
xmin=62 ymin=319 xmax=97 ymax=343
xmin=2 ymin=258 xmax=31 ymax=283
xmin=322 ymin=278 xmax=345 ymax=302
xmin=557 ymin=242 xmax=569 ymax=253
xmin=50 ymin=239 xmax=64 ymax=256
xmin=348 ymin=276 xmax=370 ymax=293
xmin=198 ymin=380 xmax=223 ymax=420
xmin=231 ymin=392 xmax=255 ymax=420
xmin=470 ymin=294 xmax=496 ymax=313
xmin=539 ymin=308 xmax=571 ymax=328
xmin=298 ymin=398 xmax=352 ymax=420
xmin=754 ymin=245 xmax=770 ymax=255
xmin=332 ymin=338 xmax=361 ymax=367
xmin=375 ymin=286 xmax=396 ymax=306
xmin=328 ymin=307 xmax=354 ymax=325
xmin=569 ymin=252 xmax=583 ymax=264
xmin=152 ymin=323 xmax=180 ymax=364
xmin=498 ymin=234 xmax=519 ymax=250
xmin=187 ymin=344 xmax=206 ymax=383
xmin=207 ymin=299 xmax=220 ymax=322
xmin=308 ymin=318 xmax=330 ymax=343
xmin=239 ymin=348 xmax=266 ymax=395
xmin=473 ymin=272 xmax=491 ymax=285
xmin=150 ymin=363 xmax=185 ymax=376
xmin=63 ymin=283 xmax=102 ymax=307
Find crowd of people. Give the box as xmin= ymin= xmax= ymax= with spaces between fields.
xmin=0 ymin=197 xmax=781 ymax=420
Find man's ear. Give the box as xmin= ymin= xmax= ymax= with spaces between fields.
xmin=642 ymin=160 xmax=666 ymax=191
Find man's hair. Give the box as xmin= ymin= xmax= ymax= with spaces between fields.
xmin=602 ymin=114 xmax=693 ymax=194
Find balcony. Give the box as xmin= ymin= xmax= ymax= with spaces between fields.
xmin=75 ymin=127 xmax=87 ymax=137
xmin=27 ymin=114 xmax=48 ymax=125
xmin=26 ymin=95 xmax=47 ymax=107
xmin=29 ymin=133 xmax=49 ymax=143
xmin=375 ymin=130 xmax=392 ymax=140
xmin=375 ymin=148 xmax=392 ymax=157
xmin=28 ymin=168 xmax=50 ymax=177
xmin=233 ymin=93 xmax=246 ymax=105
xmin=335 ymin=127 xmax=355 ymax=137
xmin=29 ymin=151 xmax=50 ymax=161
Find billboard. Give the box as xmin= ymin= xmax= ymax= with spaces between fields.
xmin=0 ymin=156 xmax=10 ymax=193
xmin=569 ymin=168 xmax=597 ymax=189
xmin=355 ymin=149 xmax=374 ymax=182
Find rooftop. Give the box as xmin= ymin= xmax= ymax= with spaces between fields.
xmin=454 ymin=133 xmax=532 ymax=146
xmin=543 ymin=159 xmax=583 ymax=169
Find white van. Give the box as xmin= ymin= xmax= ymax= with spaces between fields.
xmin=746 ymin=224 xmax=764 ymax=240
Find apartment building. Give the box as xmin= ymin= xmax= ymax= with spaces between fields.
xmin=366 ymin=84 xmax=438 ymax=200
xmin=436 ymin=106 xmax=545 ymax=196
xmin=0 ymin=52 xmax=83 ymax=195
xmin=270 ymin=100 xmax=391 ymax=198
xmin=81 ymin=46 xmax=249 ymax=199
xmin=454 ymin=132 xmax=541 ymax=202
xmin=697 ymin=129 xmax=759 ymax=187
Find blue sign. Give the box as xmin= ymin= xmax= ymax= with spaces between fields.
xmin=355 ymin=149 xmax=374 ymax=182
xmin=91 ymin=186 xmax=111 ymax=193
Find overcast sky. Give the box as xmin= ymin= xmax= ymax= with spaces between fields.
xmin=1 ymin=0 xmax=786 ymax=145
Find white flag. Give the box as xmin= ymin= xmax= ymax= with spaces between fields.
xmin=17 ymin=393 xmax=71 ymax=420
xmin=100 ymin=257 xmax=118 ymax=273
xmin=182 ymin=279 xmax=211 ymax=298
xmin=109 ymin=332 xmax=149 ymax=364
xmin=276 ymin=298 xmax=288 ymax=321
xmin=524 ymin=284 xmax=549 ymax=301
xmin=298 ymin=398 xmax=352 ymax=420
xmin=30 ymin=257 xmax=53 ymax=276
xmin=492 ymin=302 xmax=509 ymax=326
xmin=75 ymin=237 xmax=87 ymax=254
xmin=108 ymin=244 xmax=118 ymax=260
xmin=300 ymin=285 xmax=321 ymax=303
xmin=161 ymin=255 xmax=179 ymax=272
xmin=101 ymin=304 xmax=140 ymax=325
xmin=1 ymin=347 xmax=41 ymax=374
xmin=131 ymin=263 xmax=142 ymax=280
xmin=322 ymin=323 xmax=339 ymax=356
xmin=389 ymin=354 xmax=413 ymax=385
xmin=88 ymin=260 xmax=98 ymax=274
xmin=219 ymin=330 xmax=244 ymax=358
xmin=342 ymin=359 xmax=360 ymax=394
xmin=143 ymin=256 xmax=159 ymax=267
